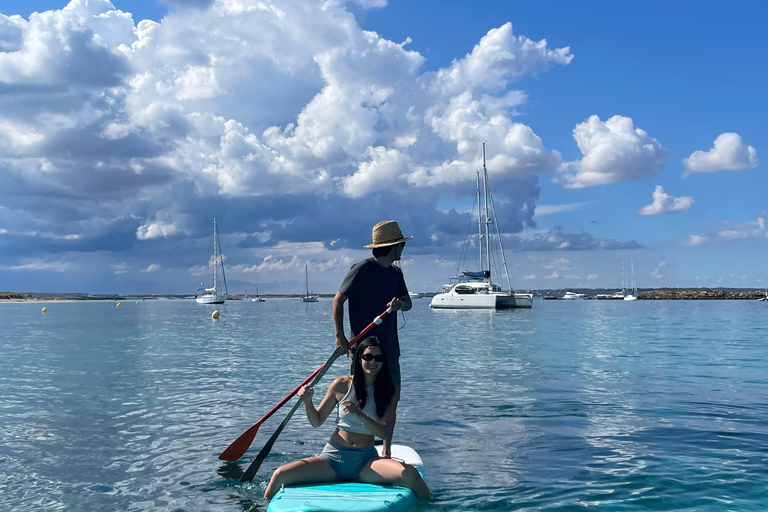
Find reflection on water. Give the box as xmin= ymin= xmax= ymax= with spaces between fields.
xmin=2 ymin=299 xmax=768 ymax=510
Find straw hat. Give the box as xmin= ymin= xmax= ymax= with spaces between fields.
xmin=364 ymin=220 xmax=414 ymax=248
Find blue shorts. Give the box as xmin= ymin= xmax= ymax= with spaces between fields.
xmin=320 ymin=439 xmax=378 ymax=481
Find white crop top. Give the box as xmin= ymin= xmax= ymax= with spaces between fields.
xmin=335 ymin=382 xmax=381 ymax=435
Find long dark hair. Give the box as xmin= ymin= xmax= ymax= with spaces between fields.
xmin=352 ymin=336 xmax=395 ymax=418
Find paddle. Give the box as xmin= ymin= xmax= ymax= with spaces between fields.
xmin=219 ymin=307 xmax=393 ymax=462
xmin=238 ymin=306 xmax=393 ymax=482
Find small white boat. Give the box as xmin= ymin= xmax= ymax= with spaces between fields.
xmin=408 ymin=291 xmax=424 ymax=299
xmin=195 ymin=218 xmax=228 ymax=305
xmin=302 ymin=264 xmax=318 ymax=302
xmin=623 ymin=257 xmax=638 ymax=301
xmin=562 ymin=291 xmax=586 ymax=300
xmin=251 ymin=277 xmax=266 ymax=302
xmin=758 ymin=291 xmax=768 ymax=302
xmin=430 ymin=144 xmax=533 ymax=310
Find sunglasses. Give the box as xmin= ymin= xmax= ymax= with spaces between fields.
xmin=360 ymin=353 xmax=384 ymax=363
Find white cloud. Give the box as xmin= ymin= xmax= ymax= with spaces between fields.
xmin=716 ymin=217 xmax=766 ymax=239
xmin=535 ymin=202 xmax=587 ymax=216
xmin=587 ymin=274 xmax=598 ymax=280
xmin=5 ymin=258 xmax=73 ymax=272
xmin=683 ymin=133 xmax=758 ymax=176
xmin=544 ymin=257 xmax=571 ymax=271
xmin=650 ymin=260 xmax=667 ymax=279
xmin=638 ymin=185 xmax=694 ymax=216
xmin=553 ymin=115 xmax=669 ymax=189
xmin=141 ymin=263 xmax=161 ymax=272
xmin=136 ymin=219 xmax=181 ymax=240
xmin=522 ymin=274 xmax=536 ymax=279
xmin=544 ymin=271 xmax=560 ymax=279
xmin=112 ymin=262 xmax=130 ymax=274
xmin=684 ymin=235 xmax=708 ymax=246
xmin=431 ymin=22 xmax=573 ymax=98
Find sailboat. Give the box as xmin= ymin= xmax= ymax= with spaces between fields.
xmin=429 ymin=144 xmax=533 ymax=309
xmin=302 ymin=264 xmax=319 ymax=302
xmin=252 ymin=276 xmax=266 ymax=302
xmin=623 ymin=257 xmax=638 ymax=301
xmin=195 ymin=218 xmax=228 ymax=304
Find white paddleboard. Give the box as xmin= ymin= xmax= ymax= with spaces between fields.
xmin=267 ymin=444 xmax=425 ymax=512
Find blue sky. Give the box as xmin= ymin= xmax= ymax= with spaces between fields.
xmin=0 ymin=0 xmax=765 ymax=295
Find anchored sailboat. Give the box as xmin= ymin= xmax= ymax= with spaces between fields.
xmin=430 ymin=144 xmax=533 ymax=309
xmin=195 ymin=218 xmax=228 ymax=304
xmin=624 ymin=257 xmax=638 ymax=301
xmin=302 ymin=264 xmax=318 ymax=302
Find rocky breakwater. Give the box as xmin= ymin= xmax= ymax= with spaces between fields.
xmin=640 ymin=288 xmax=766 ymax=300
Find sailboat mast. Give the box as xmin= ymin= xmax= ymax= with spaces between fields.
xmin=476 ymin=171 xmax=483 ymax=271
xmin=482 ymin=143 xmax=492 ymax=277
xmin=213 ymin=218 xmax=218 ymax=293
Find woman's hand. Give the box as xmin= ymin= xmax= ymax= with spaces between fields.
xmin=341 ymin=400 xmax=363 ymax=418
xmin=299 ymin=385 xmax=314 ymax=403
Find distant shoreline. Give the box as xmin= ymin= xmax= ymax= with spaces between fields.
xmin=2 ymin=288 xmax=767 ymax=301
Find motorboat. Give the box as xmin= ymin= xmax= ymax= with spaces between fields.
xmin=430 ymin=144 xmax=533 ymax=310
xmin=562 ymin=291 xmax=586 ymax=300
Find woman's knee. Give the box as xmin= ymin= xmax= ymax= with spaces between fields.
xmin=398 ymin=464 xmax=418 ymax=484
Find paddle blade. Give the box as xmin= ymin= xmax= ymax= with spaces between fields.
xmin=218 ymin=423 xmax=260 ymax=461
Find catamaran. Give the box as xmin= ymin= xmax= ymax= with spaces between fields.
xmin=430 ymin=144 xmax=533 ymax=309
xmin=195 ymin=218 xmax=228 ymax=304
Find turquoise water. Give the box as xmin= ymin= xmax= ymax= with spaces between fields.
xmin=2 ymin=299 xmax=768 ymax=511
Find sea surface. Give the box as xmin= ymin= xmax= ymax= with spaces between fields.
xmin=2 ymin=298 xmax=768 ymax=511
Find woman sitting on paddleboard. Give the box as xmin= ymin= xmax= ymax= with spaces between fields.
xmin=264 ymin=336 xmax=430 ymax=500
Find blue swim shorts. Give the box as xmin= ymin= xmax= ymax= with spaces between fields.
xmin=320 ymin=439 xmax=378 ymax=481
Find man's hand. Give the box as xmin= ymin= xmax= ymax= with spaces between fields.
xmin=335 ymin=332 xmax=350 ymax=354
xmin=388 ymin=297 xmax=403 ymax=311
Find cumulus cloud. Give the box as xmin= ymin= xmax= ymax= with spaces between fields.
xmin=0 ymin=0 xmax=577 ymax=292
xmin=587 ymin=273 xmax=598 ymax=280
xmin=638 ymin=185 xmax=694 ymax=216
xmin=553 ymin=115 xmax=669 ymax=189
xmin=141 ymin=263 xmax=162 ymax=272
xmin=136 ymin=219 xmax=181 ymax=240
xmin=683 ymin=133 xmax=758 ymax=176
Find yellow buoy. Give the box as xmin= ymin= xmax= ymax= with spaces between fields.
xmin=212 ymin=310 xmax=220 ymax=320
xmin=116 ymin=302 xmax=121 ymax=308
xmin=42 ymin=307 xmax=48 ymax=314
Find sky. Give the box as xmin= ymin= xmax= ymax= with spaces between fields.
xmin=0 ymin=0 xmax=766 ymax=295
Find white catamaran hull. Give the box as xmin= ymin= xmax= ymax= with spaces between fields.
xmin=430 ymin=291 xmax=532 ymax=309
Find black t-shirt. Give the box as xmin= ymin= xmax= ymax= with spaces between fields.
xmin=339 ymin=257 xmax=408 ymax=358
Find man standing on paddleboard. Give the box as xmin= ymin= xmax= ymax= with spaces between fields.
xmin=333 ymin=220 xmax=412 ymax=458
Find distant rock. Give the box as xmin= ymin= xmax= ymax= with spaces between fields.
xmin=640 ymin=288 xmax=765 ymax=300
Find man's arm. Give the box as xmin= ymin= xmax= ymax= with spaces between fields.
xmin=333 ymin=291 xmax=349 ymax=352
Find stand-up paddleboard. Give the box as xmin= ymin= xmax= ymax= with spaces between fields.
xmin=267 ymin=444 xmax=425 ymax=512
